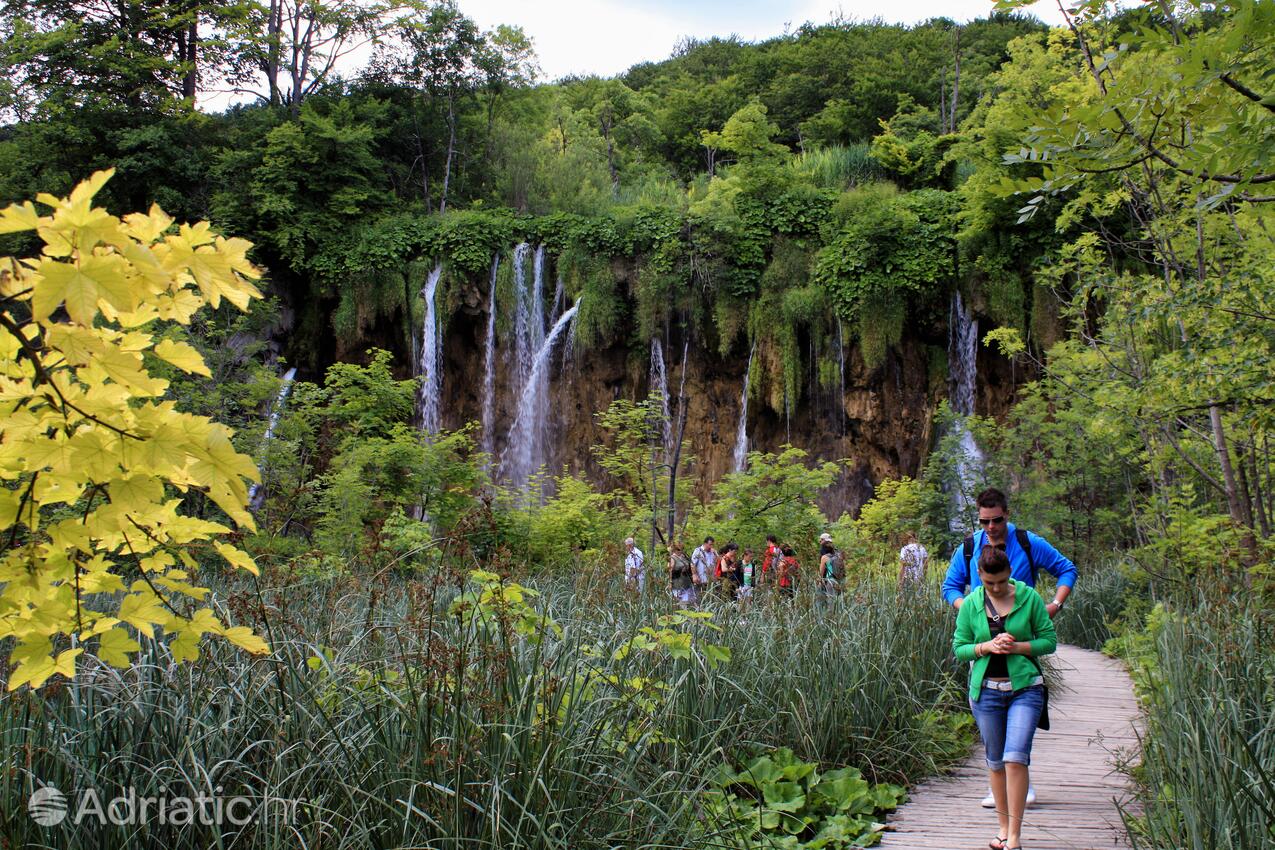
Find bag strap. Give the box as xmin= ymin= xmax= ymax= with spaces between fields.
xmin=1015 ymin=528 xmax=1036 ymax=586
xmin=963 ymin=534 xmax=974 ymax=573
xmin=985 ymin=592 xmax=1047 ymax=680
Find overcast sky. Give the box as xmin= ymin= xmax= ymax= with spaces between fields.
xmin=457 ymin=0 xmax=1066 ymax=81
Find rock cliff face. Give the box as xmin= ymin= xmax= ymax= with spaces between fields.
xmin=316 ymin=263 xmax=1020 ymax=518
xmin=446 ymin=318 xmax=1012 ymax=519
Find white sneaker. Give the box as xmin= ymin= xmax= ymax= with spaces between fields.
xmin=981 ymin=786 xmax=1036 ymax=807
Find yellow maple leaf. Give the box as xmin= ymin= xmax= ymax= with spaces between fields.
xmin=96 ymin=627 xmax=141 ymax=667
xmin=0 ymin=201 xmax=40 ymax=234
xmin=153 ymin=339 xmax=211 ymax=377
xmin=213 ymin=542 xmax=260 ymax=576
xmin=217 ymin=625 xmax=269 ymax=656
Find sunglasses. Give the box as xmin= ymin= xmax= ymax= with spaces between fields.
xmin=978 ymin=515 xmax=1007 ymax=526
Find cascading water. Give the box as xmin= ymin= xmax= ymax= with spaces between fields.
xmin=732 ymin=345 xmax=756 ymax=473
xmin=414 ymin=262 xmax=445 ymax=435
xmin=835 ymin=318 xmax=846 ymax=436
xmin=650 ymin=337 xmax=671 ymax=450
xmin=480 ymin=254 xmax=500 ymax=463
xmin=948 ymin=291 xmax=984 ymax=530
xmin=511 ymin=243 xmax=539 ymax=394
xmin=550 ymin=274 xmax=564 ymax=322
xmin=503 ymin=302 xmax=581 ymax=498
xmin=248 ymin=366 xmax=298 ymax=508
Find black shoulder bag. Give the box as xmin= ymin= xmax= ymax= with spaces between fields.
xmin=984 ymin=592 xmax=1050 ymax=731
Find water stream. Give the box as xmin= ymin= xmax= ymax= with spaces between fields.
xmin=503 ymin=302 xmax=581 ymax=498
xmin=732 ymin=345 xmax=756 ymax=473
xmin=415 ymin=263 xmax=445 ymax=435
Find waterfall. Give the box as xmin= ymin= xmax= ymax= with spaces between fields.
xmin=835 ymin=318 xmax=847 ymax=436
xmin=480 ymin=254 xmax=500 ymax=463
xmin=248 ymin=366 xmax=298 ymax=508
xmin=503 ymin=302 xmax=581 ymax=497
xmin=949 ymin=291 xmax=979 ymax=416
xmin=650 ymin=337 xmax=671 ymax=450
xmin=510 ymin=242 xmax=532 ymax=393
xmin=550 ymin=273 xmax=565 ymax=322
xmin=732 ymin=345 xmax=756 ymax=473
xmin=948 ymin=291 xmax=984 ymax=530
xmin=415 ymin=262 xmax=445 ymax=435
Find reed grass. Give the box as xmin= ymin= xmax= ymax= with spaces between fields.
xmin=0 ymin=572 xmax=967 ymax=849
xmin=791 ymin=145 xmax=886 ymax=190
xmin=1120 ymin=605 xmax=1275 ymax=850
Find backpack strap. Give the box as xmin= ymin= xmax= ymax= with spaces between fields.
xmin=967 ymin=529 xmax=1037 ymax=585
xmin=1015 ymin=528 xmax=1036 ymax=586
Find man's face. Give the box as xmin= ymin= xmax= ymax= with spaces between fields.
xmin=978 ymin=505 xmax=1009 ymax=543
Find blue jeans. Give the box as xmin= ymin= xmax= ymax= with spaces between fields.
xmin=971 ymin=683 xmax=1045 ymax=771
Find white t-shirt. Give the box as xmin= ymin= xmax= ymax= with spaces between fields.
xmin=691 ymin=546 xmax=714 ymax=584
xmin=625 ymin=547 xmax=645 ymax=579
xmin=899 ymin=542 xmax=928 ymax=582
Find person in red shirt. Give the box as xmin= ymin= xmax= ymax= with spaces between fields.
xmin=760 ymin=535 xmax=780 ymax=586
xmin=777 ymin=544 xmax=800 ymax=600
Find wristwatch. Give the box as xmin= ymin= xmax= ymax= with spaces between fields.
xmin=1052 ymin=597 xmax=1066 ymax=609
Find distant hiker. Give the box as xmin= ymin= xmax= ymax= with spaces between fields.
xmin=624 ymin=537 xmax=645 ymax=593
xmin=691 ymin=536 xmax=716 ymax=603
xmin=898 ymin=531 xmax=929 ymax=589
xmin=715 ymin=543 xmax=741 ymax=598
xmin=760 ymin=534 xmax=781 ymax=586
xmin=668 ymin=541 xmax=695 ymax=607
xmin=952 ymin=544 xmax=1057 ymax=850
xmin=776 ymin=545 xmax=800 ymax=600
xmin=738 ymin=547 xmax=757 ymax=605
xmin=943 ymin=486 xmax=1077 ymax=810
xmin=817 ymin=533 xmax=843 ymax=600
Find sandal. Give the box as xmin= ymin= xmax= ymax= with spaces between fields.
xmin=988 ymin=838 xmax=1007 ymax=850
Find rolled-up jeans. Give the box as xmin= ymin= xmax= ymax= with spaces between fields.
xmin=971 ymin=683 xmax=1045 ymax=771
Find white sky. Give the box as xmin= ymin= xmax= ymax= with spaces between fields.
xmin=198 ymin=0 xmax=1067 ymax=110
xmin=457 ymin=0 xmax=1067 ymax=82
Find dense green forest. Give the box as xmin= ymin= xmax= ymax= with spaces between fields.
xmin=1 ymin=0 xmax=1273 ymax=847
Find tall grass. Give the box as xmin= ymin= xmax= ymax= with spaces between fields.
xmin=1050 ymin=561 xmax=1131 ymax=650
xmin=790 ymin=145 xmax=886 ymax=190
xmin=0 ymin=573 xmax=966 ymax=849
xmin=1121 ymin=606 xmax=1275 ymax=850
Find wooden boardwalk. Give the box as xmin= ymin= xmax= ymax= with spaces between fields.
xmin=881 ymin=644 xmax=1141 ymax=850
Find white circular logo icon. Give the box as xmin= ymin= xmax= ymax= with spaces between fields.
xmin=28 ymin=785 xmax=68 ymax=826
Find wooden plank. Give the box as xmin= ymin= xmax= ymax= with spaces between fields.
xmin=879 ymin=644 xmax=1142 ymax=850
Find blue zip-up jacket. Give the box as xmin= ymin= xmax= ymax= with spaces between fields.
xmin=942 ymin=522 xmax=1077 ymax=606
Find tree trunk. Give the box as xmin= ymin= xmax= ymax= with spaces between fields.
xmin=1209 ymin=401 xmax=1257 ymax=564
xmin=266 ymin=0 xmax=282 ymax=106
xmin=1247 ymin=438 xmax=1270 ymax=537
xmin=440 ymin=93 xmax=456 ymax=214
xmin=183 ymin=18 xmax=198 ymax=100
xmin=949 ymin=28 xmax=961 ymax=133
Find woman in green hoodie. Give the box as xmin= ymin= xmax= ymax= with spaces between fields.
xmin=953 ymin=545 xmax=1057 ymax=850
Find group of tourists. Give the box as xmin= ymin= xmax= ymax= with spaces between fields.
xmin=624 ymin=532 xmax=845 ymax=606
xmin=624 ymin=485 xmax=1079 ymax=850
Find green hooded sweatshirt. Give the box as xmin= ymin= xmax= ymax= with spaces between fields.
xmin=953 ymin=579 xmax=1058 ymax=701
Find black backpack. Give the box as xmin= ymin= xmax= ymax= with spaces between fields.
xmin=964 ymin=528 xmax=1036 ymax=585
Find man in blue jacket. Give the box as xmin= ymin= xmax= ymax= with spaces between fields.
xmin=944 ymin=486 xmax=1078 ymax=808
